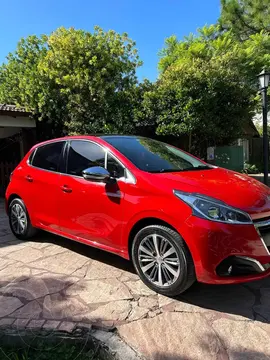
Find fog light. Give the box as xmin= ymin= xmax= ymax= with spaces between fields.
xmin=228 ymin=265 xmax=233 ymax=274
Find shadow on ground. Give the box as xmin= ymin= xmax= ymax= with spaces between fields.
xmin=38 ymin=230 xmax=135 ymax=274
xmin=37 ymin=230 xmax=270 ymax=324
xmin=1 ymin=273 xmax=269 ymax=359
xmin=153 ymin=348 xmax=270 ymax=360
xmin=0 ymin=273 xmax=123 ymax=327
xmin=0 ymin=226 xmax=134 ymax=273
xmin=175 ymin=276 xmax=270 ymax=322
xmin=3 ymin=228 xmax=270 ymax=324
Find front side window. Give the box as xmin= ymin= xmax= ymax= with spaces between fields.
xmin=67 ymin=141 xmax=105 ymax=177
xmin=32 ymin=142 xmax=64 ymax=172
xmin=106 ymin=154 xmax=125 ymax=178
xmin=102 ymin=136 xmax=212 ymax=173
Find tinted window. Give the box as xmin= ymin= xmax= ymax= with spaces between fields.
xmin=67 ymin=141 xmax=105 ymax=176
xmin=106 ymin=154 xmax=125 ymax=178
xmin=102 ymin=136 xmax=211 ymax=173
xmin=32 ymin=142 xmax=64 ymax=172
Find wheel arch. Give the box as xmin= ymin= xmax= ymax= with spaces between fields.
xmin=5 ymin=193 xmax=22 ymax=213
xmin=128 ymin=217 xmax=189 ymax=261
xmin=128 ymin=218 xmax=197 ymax=295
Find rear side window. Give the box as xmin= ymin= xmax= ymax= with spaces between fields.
xmin=32 ymin=142 xmax=64 ymax=172
xmin=67 ymin=141 xmax=105 ymax=177
xmin=28 ymin=150 xmax=36 ymax=164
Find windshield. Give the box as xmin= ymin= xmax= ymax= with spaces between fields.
xmin=102 ymin=136 xmax=212 ymax=173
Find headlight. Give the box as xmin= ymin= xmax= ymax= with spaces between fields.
xmin=174 ymin=191 xmax=252 ymax=224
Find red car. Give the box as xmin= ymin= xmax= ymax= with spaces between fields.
xmin=5 ymin=135 xmax=270 ymax=296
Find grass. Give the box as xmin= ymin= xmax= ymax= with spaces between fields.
xmin=0 ymin=342 xmax=103 ymax=360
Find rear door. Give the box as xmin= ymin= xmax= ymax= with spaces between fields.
xmin=21 ymin=141 xmax=65 ymax=230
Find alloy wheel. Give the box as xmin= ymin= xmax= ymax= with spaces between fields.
xmin=10 ymin=203 xmax=27 ymax=235
xmin=138 ymin=233 xmax=180 ymax=287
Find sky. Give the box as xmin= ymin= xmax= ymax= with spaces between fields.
xmin=0 ymin=0 xmax=221 ymax=81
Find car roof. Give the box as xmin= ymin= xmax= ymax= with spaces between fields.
xmin=30 ymin=134 xmax=142 ymax=150
xmin=100 ymin=135 xmax=140 ymax=139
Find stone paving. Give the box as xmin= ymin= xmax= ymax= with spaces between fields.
xmin=1 ymin=200 xmax=270 ymax=359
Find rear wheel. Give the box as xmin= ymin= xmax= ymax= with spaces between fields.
xmin=132 ymin=225 xmax=196 ymax=296
xmin=8 ymin=198 xmax=37 ymax=240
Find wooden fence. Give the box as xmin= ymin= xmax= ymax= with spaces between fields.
xmin=0 ymin=162 xmax=17 ymax=197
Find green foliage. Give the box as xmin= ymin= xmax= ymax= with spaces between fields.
xmin=156 ymin=23 xmax=270 ymax=154
xmin=0 ymin=27 xmax=142 ymax=137
xmin=0 ymin=342 xmax=101 ymax=360
xmin=159 ymin=24 xmax=270 ymax=81
xmin=159 ymin=63 xmax=251 ymax=152
xmin=132 ymin=79 xmax=159 ymax=133
xmin=0 ymin=7 xmax=269 ymax=154
xmin=242 ymin=162 xmax=260 ymax=174
xmin=0 ymin=35 xmax=48 ymax=114
xmin=220 ymin=0 xmax=270 ymax=40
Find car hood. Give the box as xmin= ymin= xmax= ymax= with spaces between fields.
xmin=153 ymin=167 xmax=270 ymax=216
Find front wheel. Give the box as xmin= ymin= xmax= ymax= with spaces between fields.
xmin=8 ymin=198 xmax=37 ymax=240
xmin=132 ymin=225 xmax=196 ymax=296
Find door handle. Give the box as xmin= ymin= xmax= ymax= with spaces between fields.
xmin=61 ymin=185 xmax=72 ymax=193
xmin=25 ymin=175 xmax=33 ymax=183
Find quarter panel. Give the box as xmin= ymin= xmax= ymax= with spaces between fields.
xmin=6 ymin=158 xmax=62 ymax=230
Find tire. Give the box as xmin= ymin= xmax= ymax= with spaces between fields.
xmin=8 ymin=198 xmax=37 ymax=240
xmin=131 ymin=225 xmax=196 ymax=296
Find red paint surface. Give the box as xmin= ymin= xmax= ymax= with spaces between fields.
xmin=6 ymin=136 xmax=270 ymax=285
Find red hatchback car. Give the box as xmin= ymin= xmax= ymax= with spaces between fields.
xmin=5 ymin=135 xmax=270 ymax=295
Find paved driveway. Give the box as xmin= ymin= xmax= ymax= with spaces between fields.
xmin=1 ymin=200 xmax=270 ymax=359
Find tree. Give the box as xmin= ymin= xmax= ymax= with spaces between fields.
xmin=159 ymin=25 xmax=270 ymax=81
xmin=156 ymin=25 xmax=270 ymax=155
xmin=156 ymin=59 xmax=254 ymax=154
xmin=220 ymin=0 xmax=270 ymax=39
xmin=0 ymin=27 xmax=142 ymax=137
xmin=132 ymin=79 xmax=158 ymax=135
xmin=0 ymin=35 xmax=48 ymax=115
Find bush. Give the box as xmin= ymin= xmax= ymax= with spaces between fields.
xmin=242 ymin=162 xmax=260 ymax=174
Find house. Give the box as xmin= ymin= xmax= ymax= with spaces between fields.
xmin=0 ymin=104 xmax=36 ymax=196
xmin=247 ymin=113 xmax=270 ymax=171
xmin=207 ymin=118 xmax=261 ymax=172
xmin=241 ymin=117 xmax=261 ymax=163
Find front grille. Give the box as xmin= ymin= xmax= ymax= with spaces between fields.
xmin=253 ymin=217 xmax=270 ymax=252
xmin=261 ymin=231 xmax=270 ymax=252
xmin=253 ymin=216 xmax=270 ymax=231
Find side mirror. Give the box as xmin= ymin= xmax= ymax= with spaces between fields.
xmin=82 ymin=166 xmax=111 ymax=182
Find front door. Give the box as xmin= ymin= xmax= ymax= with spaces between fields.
xmin=59 ymin=140 xmax=126 ymax=251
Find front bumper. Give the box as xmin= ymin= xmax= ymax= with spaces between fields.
xmin=180 ymin=215 xmax=270 ymax=284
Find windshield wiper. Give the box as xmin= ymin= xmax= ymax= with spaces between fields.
xmin=181 ymin=165 xmax=212 ymax=171
xmin=149 ymin=165 xmax=212 ymax=173
xmin=149 ymin=169 xmax=183 ymax=173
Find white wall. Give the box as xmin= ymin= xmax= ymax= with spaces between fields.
xmin=0 ymin=115 xmax=36 ymax=128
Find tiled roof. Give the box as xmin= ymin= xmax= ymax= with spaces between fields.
xmin=0 ymin=104 xmax=29 ymax=113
